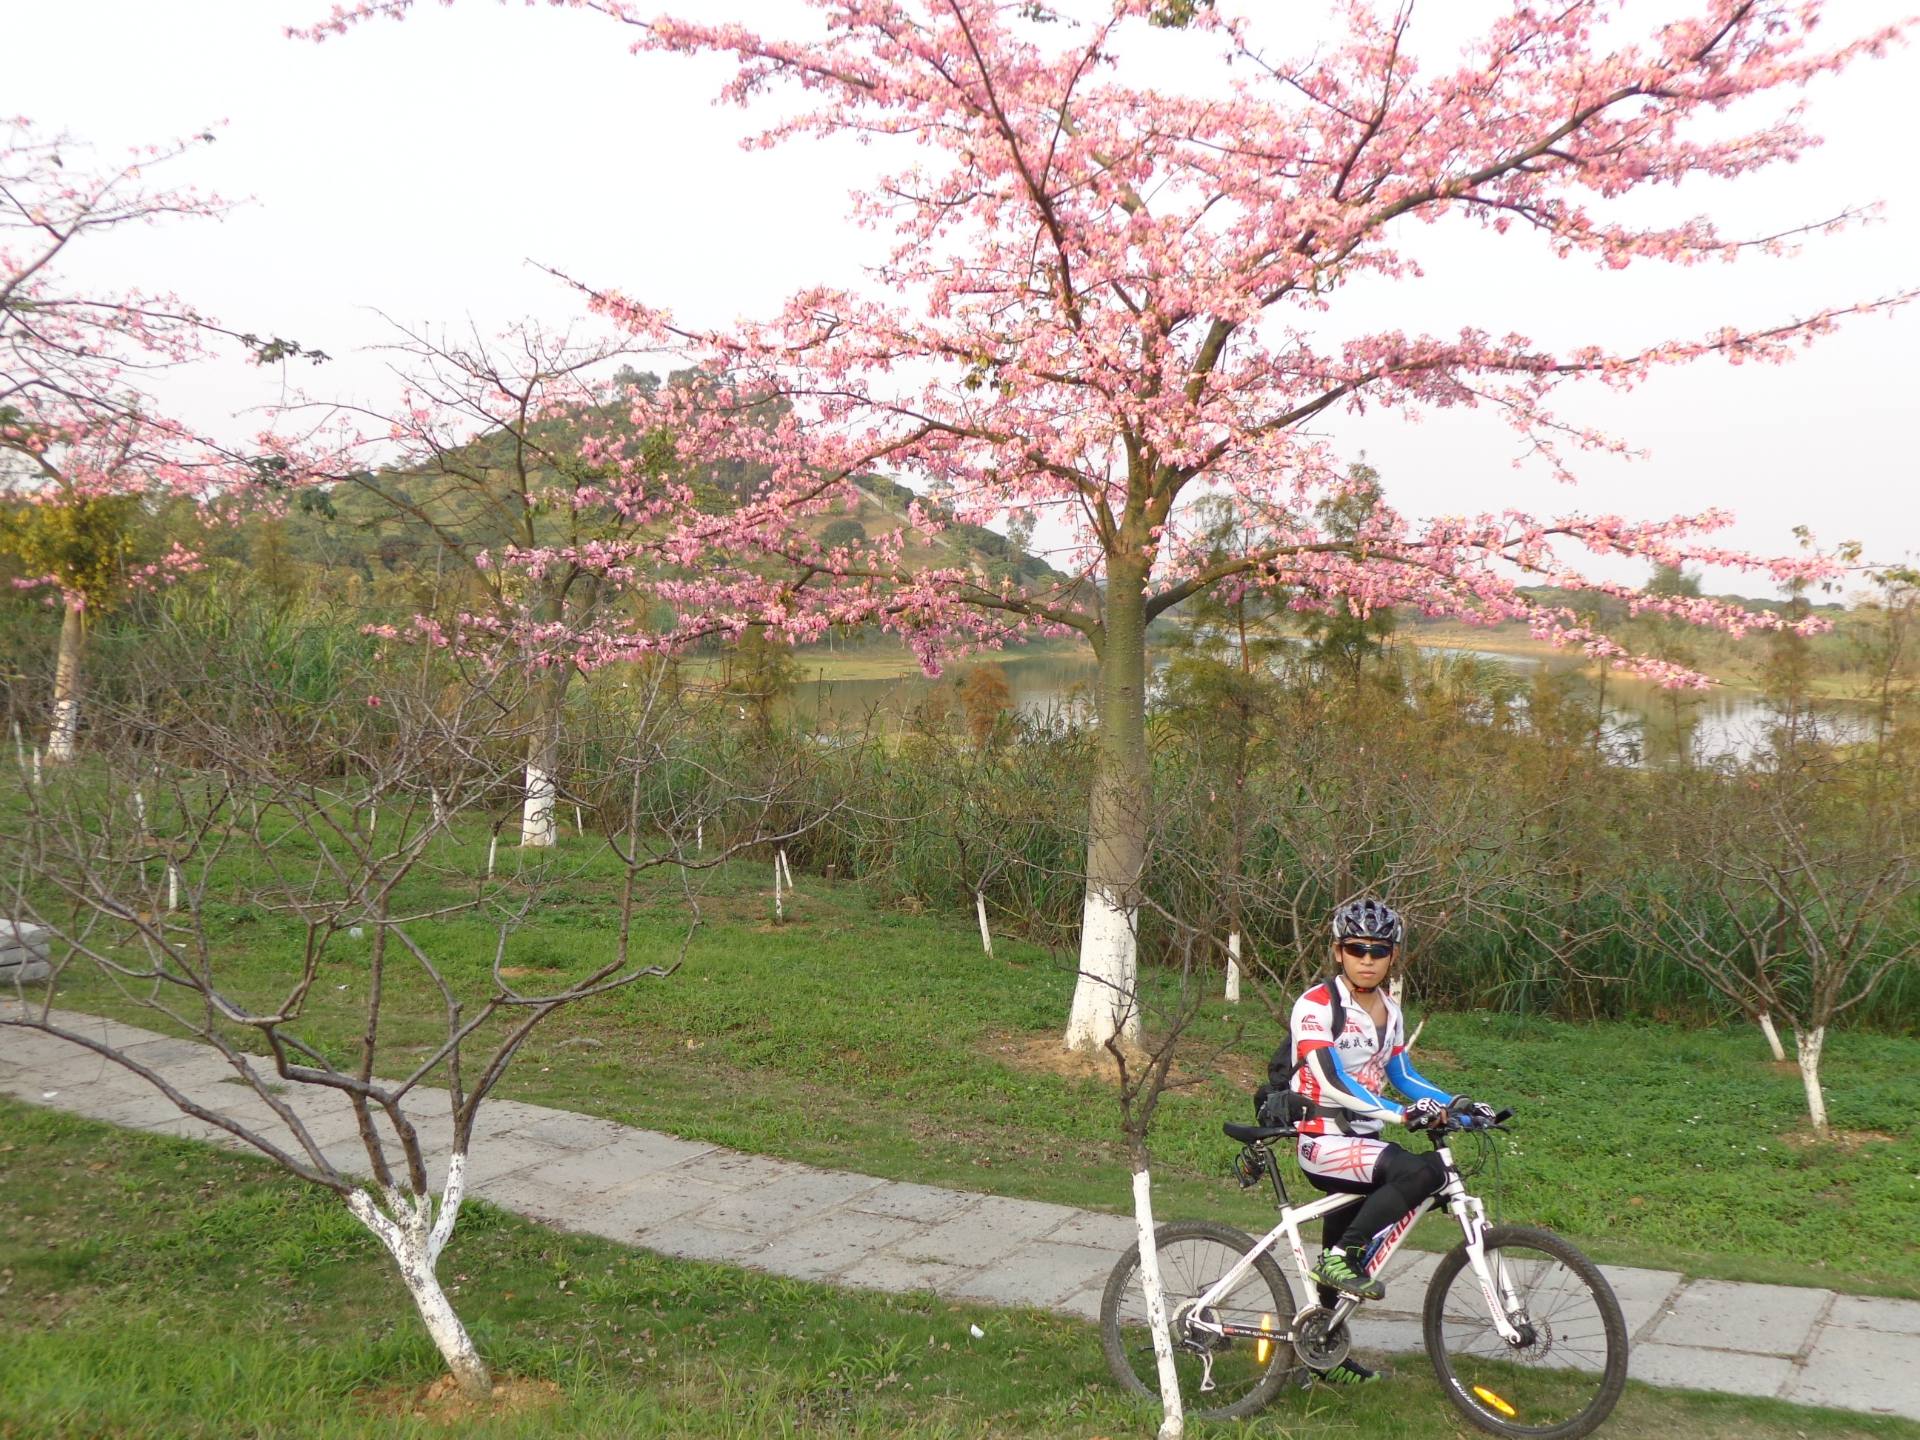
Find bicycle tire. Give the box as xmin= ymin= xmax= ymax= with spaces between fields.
xmin=1099 ymin=1219 xmax=1299 ymax=1421
xmin=1422 ymin=1224 xmax=1629 ymax=1440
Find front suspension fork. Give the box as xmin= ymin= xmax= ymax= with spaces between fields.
xmin=1445 ymin=1176 xmax=1526 ymax=1346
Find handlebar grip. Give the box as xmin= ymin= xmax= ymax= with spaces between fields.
xmin=1493 ymin=1108 xmax=1515 ymax=1125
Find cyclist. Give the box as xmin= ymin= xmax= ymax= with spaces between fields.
xmin=1274 ymin=896 xmax=1495 ymax=1384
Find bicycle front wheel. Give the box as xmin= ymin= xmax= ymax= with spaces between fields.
xmin=1100 ymin=1220 xmax=1299 ymax=1421
xmin=1423 ymin=1224 xmax=1628 ymax=1440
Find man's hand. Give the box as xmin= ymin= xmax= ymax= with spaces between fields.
xmin=1402 ymin=1097 xmax=1448 ymax=1131
xmin=1454 ymin=1097 xmax=1499 ymax=1128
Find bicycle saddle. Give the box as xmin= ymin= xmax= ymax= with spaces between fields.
xmin=1222 ymin=1120 xmax=1295 ymax=1144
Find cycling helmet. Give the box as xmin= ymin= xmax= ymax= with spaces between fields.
xmin=1331 ymin=896 xmax=1404 ymax=945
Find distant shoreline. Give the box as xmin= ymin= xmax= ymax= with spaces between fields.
xmin=722 ymin=622 xmax=1865 ymax=704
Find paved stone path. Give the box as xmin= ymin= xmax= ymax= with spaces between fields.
xmin=5 ymin=1006 xmax=1917 ymax=1423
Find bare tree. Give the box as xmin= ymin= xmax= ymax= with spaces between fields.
xmin=1626 ymin=753 xmax=1917 ymax=1132
xmin=0 ymin=617 xmax=830 ymax=1396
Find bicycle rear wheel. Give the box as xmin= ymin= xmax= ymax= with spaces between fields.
xmin=1422 ymin=1224 xmax=1628 ymax=1440
xmin=1100 ymin=1220 xmax=1300 ymax=1421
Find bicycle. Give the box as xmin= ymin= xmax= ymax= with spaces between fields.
xmin=1100 ymin=1099 xmax=1628 ymax=1439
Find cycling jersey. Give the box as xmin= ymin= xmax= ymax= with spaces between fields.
xmin=1288 ymin=975 xmax=1452 ymax=1137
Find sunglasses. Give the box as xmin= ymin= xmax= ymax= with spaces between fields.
xmin=1339 ymin=941 xmax=1395 ymax=960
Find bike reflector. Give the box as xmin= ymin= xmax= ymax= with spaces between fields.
xmin=1472 ymin=1385 xmax=1518 ymax=1418
xmin=1255 ymin=1313 xmax=1276 ymax=1365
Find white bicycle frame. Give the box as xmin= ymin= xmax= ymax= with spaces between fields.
xmin=1181 ymin=1137 xmax=1527 ymax=1351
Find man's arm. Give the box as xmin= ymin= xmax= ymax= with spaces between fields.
xmin=1300 ymin=1040 xmax=1405 ymax=1124
xmin=1385 ymin=1048 xmax=1455 ymax=1106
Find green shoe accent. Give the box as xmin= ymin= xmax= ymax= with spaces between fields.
xmin=1310 ymin=1250 xmax=1385 ymax=1302
xmin=1316 ymin=1358 xmax=1385 ymax=1386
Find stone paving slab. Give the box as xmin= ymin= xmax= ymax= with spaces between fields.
xmin=1787 ymin=1326 xmax=1920 ymax=1415
xmin=1348 ymin=1314 xmax=1425 ymax=1356
xmin=1649 ymin=1276 xmax=1833 ymax=1356
xmin=750 ymin=1211 xmax=929 ymax=1282
xmin=840 ymin=1253 xmax=984 ymax=1296
xmin=703 ymin=1168 xmax=889 ymax=1234
xmin=577 ymin=1169 xmax=740 ymax=1240
xmin=1042 ymin=1209 xmax=1137 ymax=1253
xmin=1828 ymin=1294 xmax=1920 ymax=1335
xmin=1628 ymin=1340 xmax=1798 ymax=1396
xmin=1599 ymin=1263 xmax=1687 ymax=1340
xmin=676 ymin=1147 xmax=810 ymax=1193
xmin=957 ymin=1237 xmax=1109 ymax=1308
xmin=7 ymin=1004 xmax=1920 ymax=1424
xmin=488 ymin=1106 xmax=629 ymax=1153
xmin=632 ymin=1215 xmax=774 ymax=1265
xmin=846 ymin=1180 xmax=981 ymax=1226
xmin=888 ymin=1194 xmax=1079 ymax=1268
xmin=516 ymin=1132 xmax=720 ymax=1198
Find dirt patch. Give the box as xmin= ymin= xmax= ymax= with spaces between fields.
xmin=1780 ymin=1128 xmax=1899 ymax=1152
xmin=364 ymin=1374 xmax=562 ymax=1423
xmin=498 ymin=966 xmax=566 ymax=980
xmin=984 ymin=1030 xmax=1263 ymax=1093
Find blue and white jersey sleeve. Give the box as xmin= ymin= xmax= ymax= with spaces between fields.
xmin=1383 ymin=1004 xmax=1454 ymax=1105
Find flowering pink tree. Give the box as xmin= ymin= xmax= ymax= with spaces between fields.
xmin=288 ymin=320 xmax=693 ymax=845
xmin=309 ymin=2 xmax=1909 ymax=1061
xmin=1 ymin=121 xmax=295 ymax=760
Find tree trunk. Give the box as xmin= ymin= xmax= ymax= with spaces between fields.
xmin=976 ymin=891 xmax=994 ymax=957
xmin=1224 ymin=931 xmax=1241 ymax=1005
xmin=1065 ymin=566 xmax=1150 ymax=1052
xmin=521 ymin=725 xmax=559 ymax=848
xmin=46 ymin=598 xmax=84 ymax=764
xmin=1793 ymin=1025 xmax=1828 ymax=1133
xmin=1758 ymin=1011 xmax=1786 ymax=1063
xmin=344 ymin=1153 xmax=490 ymax=1399
xmin=1130 ymin=1161 xmax=1185 ymax=1440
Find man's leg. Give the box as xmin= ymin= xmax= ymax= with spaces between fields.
xmin=1298 ymin=1137 xmax=1393 ymax=1302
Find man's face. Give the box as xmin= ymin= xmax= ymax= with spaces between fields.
xmin=1334 ymin=938 xmax=1395 ymax=992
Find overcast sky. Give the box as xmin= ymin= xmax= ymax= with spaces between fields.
xmin=10 ymin=0 xmax=1917 ymax=597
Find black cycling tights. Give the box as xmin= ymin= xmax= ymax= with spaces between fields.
xmin=1308 ymin=1142 xmax=1446 ymax=1306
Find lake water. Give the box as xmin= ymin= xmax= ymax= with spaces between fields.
xmin=785 ymin=643 xmax=1866 ymax=768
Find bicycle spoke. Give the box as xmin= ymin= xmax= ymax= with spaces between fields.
xmin=1104 ymin=1228 xmax=1294 ymax=1422
xmin=1428 ymin=1234 xmax=1626 ymax=1436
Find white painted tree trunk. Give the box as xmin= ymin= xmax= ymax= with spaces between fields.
xmin=976 ymin=891 xmax=994 ymax=957
xmin=485 ymin=832 xmax=499 ymax=879
xmin=1406 ymin=1017 xmax=1426 ymax=1053
xmin=344 ymin=1153 xmax=490 ymax=1399
xmin=9 ymin=720 xmax=22 ymax=772
xmin=32 ymin=745 xmax=43 ymax=786
xmin=1065 ymin=887 xmax=1141 ymax=1051
xmin=1388 ymin=974 xmax=1404 ymax=1006
xmin=47 ymin=599 xmax=83 ymax=764
xmin=1131 ymin=1165 xmax=1185 ymax=1440
xmin=777 ymin=849 xmax=793 ymax=889
xmin=1794 ymin=1025 xmax=1829 ymax=1132
xmin=521 ymin=762 xmax=557 ymax=848
xmin=165 ymin=863 xmax=180 ymax=913
xmin=694 ymin=819 xmax=703 ymax=853
xmin=1224 ymin=932 xmax=1241 ymax=1005
xmin=573 ymin=803 xmax=584 ymax=835
xmin=132 ymin=788 xmax=147 ymax=831
xmin=430 ymin=787 xmax=448 ymax=830
xmin=1758 ymin=1011 xmax=1787 ymax=1063
xmin=773 ymin=855 xmax=785 ymax=923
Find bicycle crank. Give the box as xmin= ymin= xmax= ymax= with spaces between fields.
xmin=1289 ymin=1306 xmax=1351 ymax=1370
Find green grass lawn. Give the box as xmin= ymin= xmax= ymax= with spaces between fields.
xmin=5 ymin=1102 xmax=1916 ymax=1440
xmin=26 ymin=841 xmax=1919 ymax=1301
